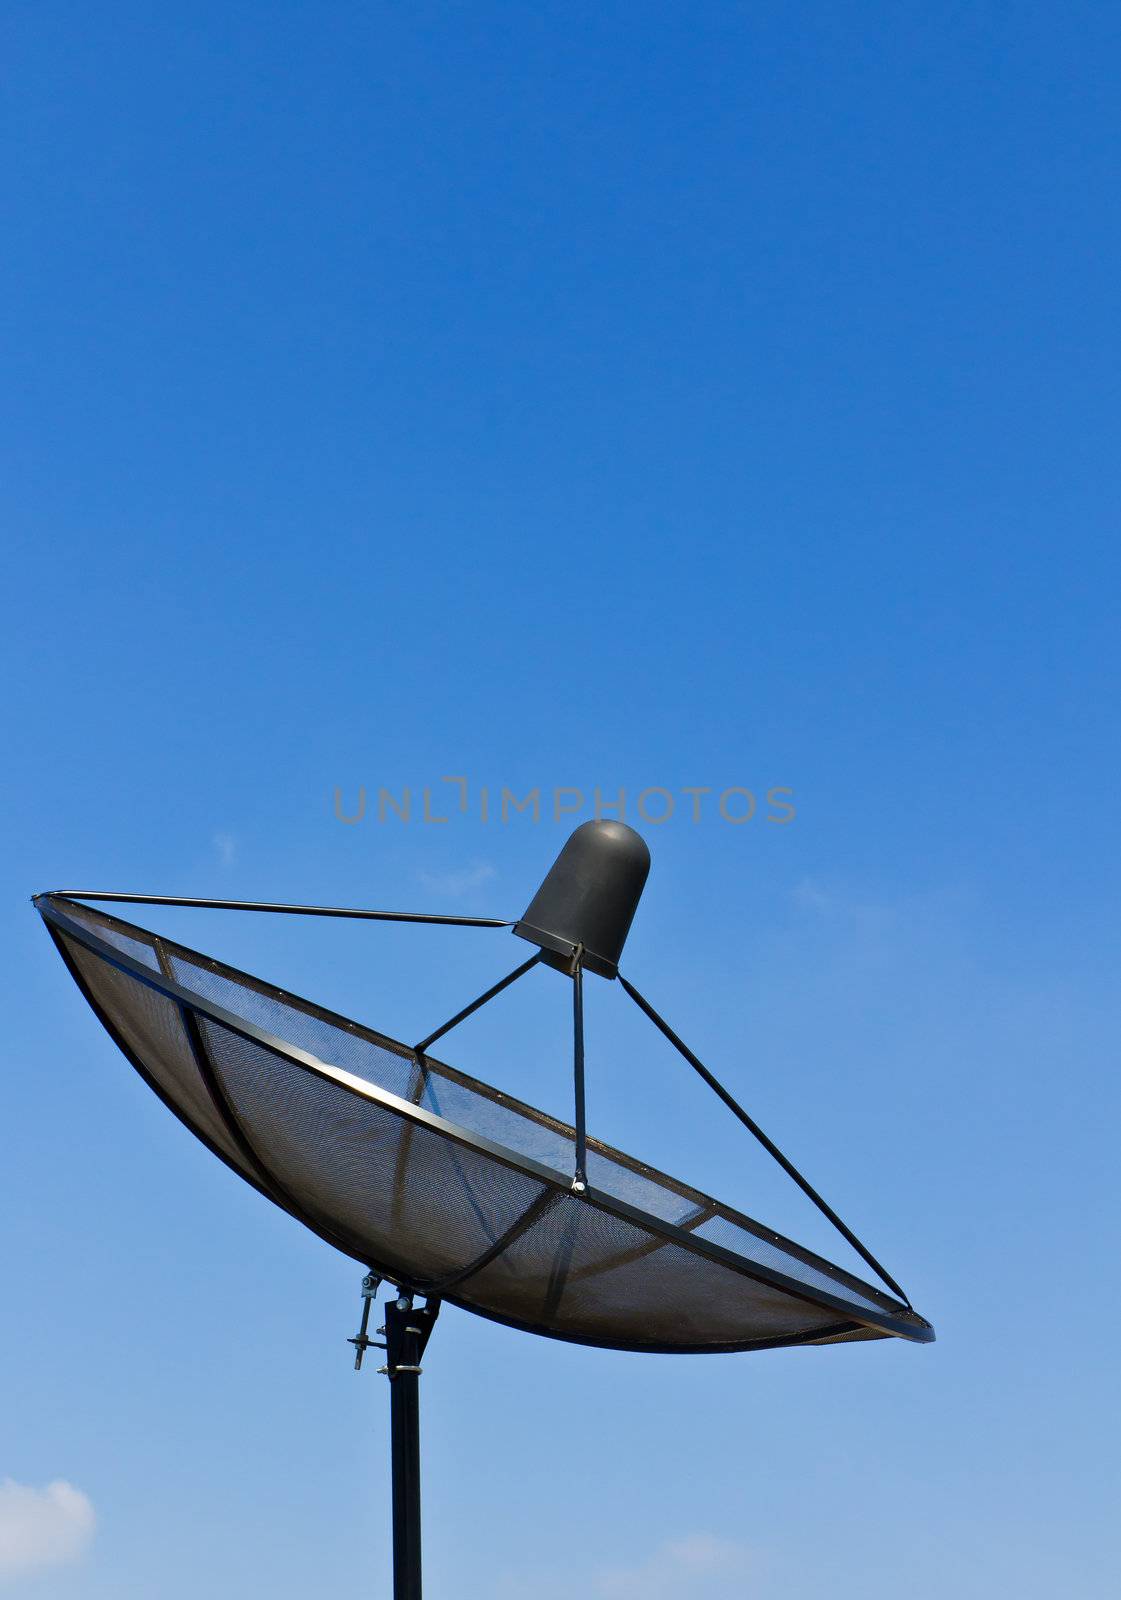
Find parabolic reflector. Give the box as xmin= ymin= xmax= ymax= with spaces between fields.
xmin=35 ymin=893 xmax=932 ymax=1352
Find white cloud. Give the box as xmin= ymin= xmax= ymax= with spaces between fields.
xmin=791 ymin=877 xmax=833 ymax=913
xmin=493 ymin=1534 xmax=758 ymax=1600
xmin=0 ymin=1479 xmax=95 ymax=1582
xmin=594 ymin=1533 xmax=754 ymax=1600
xmin=213 ymin=832 xmax=237 ymax=866
xmin=417 ymin=860 xmax=496 ymax=898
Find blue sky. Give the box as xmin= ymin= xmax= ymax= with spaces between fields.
xmin=2 ymin=2 xmax=1119 ymax=1595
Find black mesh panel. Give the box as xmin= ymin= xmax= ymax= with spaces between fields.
xmin=457 ymin=1192 xmax=853 ymax=1348
xmin=198 ymin=1016 xmax=552 ymax=1285
xmin=61 ymin=936 xmax=254 ymax=1177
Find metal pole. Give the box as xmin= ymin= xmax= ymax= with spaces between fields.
xmin=390 ymin=1362 xmax=421 ymax=1599
xmin=382 ymin=1297 xmax=439 ymax=1600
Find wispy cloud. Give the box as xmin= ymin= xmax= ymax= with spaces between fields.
xmin=213 ymin=832 xmax=237 ymax=867
xmin=790 ymin=875 xmax=973 ymax=926
xmin=790 ymin=877 xmax=833 ymax=914
xmin=417 ymin=860 xmax=496 ymax=898
xmin=0 ymin=1479 xmax=95 ymax=1582
xmin=496 ymin=1534 xmax=757 ymax=1600
xmin=594 ymin=1533 xmax=754 ymax=1599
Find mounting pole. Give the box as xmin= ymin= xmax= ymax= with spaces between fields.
xmin=381 ymin=1295 xmax=439 ymax=1600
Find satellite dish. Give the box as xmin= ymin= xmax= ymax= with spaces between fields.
xmin=34 ymin=820 xmax=932 ymax=1599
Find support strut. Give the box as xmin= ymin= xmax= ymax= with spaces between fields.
xmin=571 ymin=950 xmax=588 ymax=1190
xmin=617 ymin=972 xmax=912 ymax=1307
xmin=414 ymin=953 xmax=542 ymax=1056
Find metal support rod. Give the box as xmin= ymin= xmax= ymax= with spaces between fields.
xmin=49 ymin=891 xmax=510 ymax=928
xmin=354 ymin=1295 xmax=373 ymax=1366
xmin=382 ymin=1297 xmax=440 ymax=1600
xmin=572 ymin=957 xmax=588 ymax=1190
xmin=414 ymin=953 xmax=542 ymax=1055
xmin=349 ymin=1272 xmax=383 ymax=1370
xmin=617 ymin=973 xmax=912 ymax=1308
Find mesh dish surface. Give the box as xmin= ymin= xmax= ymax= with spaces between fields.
xmin=35 ymin=895 xmax=934 ymax=1354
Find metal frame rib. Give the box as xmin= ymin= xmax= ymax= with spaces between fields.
xmin=421 ymin=1189 xmax=563 ymax=1295
xmin=617 ymin=972 xmax=913 ymax=1308
xmin=151 ymin=937 xmax=382 ymax=1264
